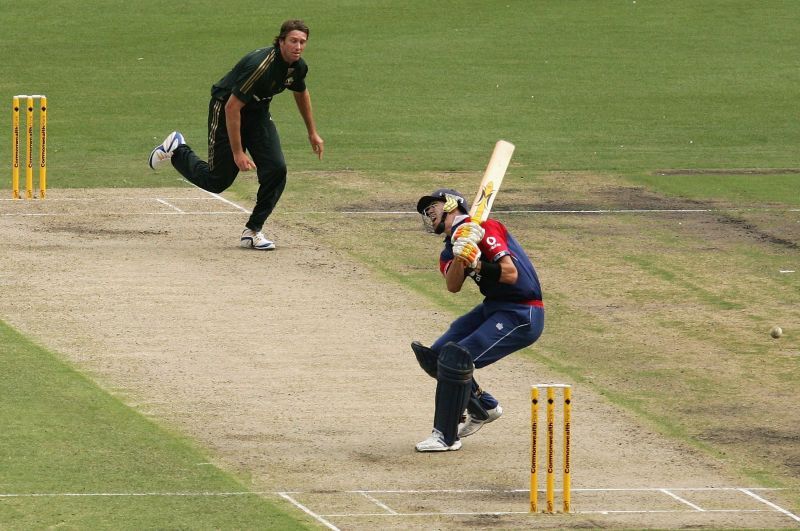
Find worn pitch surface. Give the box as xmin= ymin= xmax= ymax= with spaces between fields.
xmin=1 ymin=189 xmax=798 ymax=529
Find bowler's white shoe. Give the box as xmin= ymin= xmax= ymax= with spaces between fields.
xmin=458 ymin=404 xmax=503 ymax=438
xmin=415 ymin=429 xmax=461 ymax=452
xmin=148 ymin=131 xmax=185 ymax=169
xmin=240 ymin=228 xmax=275 ymax=250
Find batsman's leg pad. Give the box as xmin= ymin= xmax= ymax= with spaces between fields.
xmin=434 ymin=342 xmax=474 ymax=445
xmin=411 ymin=341 xmax=438 ymax=379
xmin=467 ymin=380 xmax=490 ymax=422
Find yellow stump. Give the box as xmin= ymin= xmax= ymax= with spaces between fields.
xmin=531 ymin=384 xmax=573 ymax=514
xmin=546 ymin=386 xmax=555 ymax=513
xmin=563 ymin=386 xmax=572 ymax=513
xmin=25 ymin=96 xmax=34 ymax=199
xmin=39 ymin=96 xmax=47 ymax=199
xmin=530 ymin=387 xmax=539 ymax=512
xmin=12 ymin=96 xmax=20 ymax=199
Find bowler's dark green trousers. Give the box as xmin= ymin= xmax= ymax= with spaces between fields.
xmin=171 ymin=98 xmax=286 ymax=232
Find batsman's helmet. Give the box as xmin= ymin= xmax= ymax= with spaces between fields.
xmin=416 ymin=188 xmax=468 ymax=215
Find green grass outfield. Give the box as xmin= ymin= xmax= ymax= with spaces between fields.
xmin=0 ymin=321 xmax=310 ymax=530
xmin=1 ymin=0 xmax=799 ymax=527
xmin=1 ymin=0 xmax=798 ymax=185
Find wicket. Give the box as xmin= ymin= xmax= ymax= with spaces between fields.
xmin=530 ymin=384 xmax=571 ymax=513
xmin=11 ymin=94 xmax=47 ymax=199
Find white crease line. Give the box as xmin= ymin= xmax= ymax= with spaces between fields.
xmin=3 ymin=203 xmax=800 ymax=217
xmin=0 ymin=491 xmax=268 ymax=498
xmin=1 ymin=212 xmax=244 ymax=217
xmin=506 ymin=209 xmax=711 ymax=213
xmin=355 ymin=491 xmax=398 ymax=514
xmin=324 ymin=511 xmax=531 ymax=517
xmin=0 ymin=213 xmax=53 ymax=217
xmin=364 ymin=487 xmax=785 ymax=494
xmin=661 ymin=488 xmax=705 ymax=511
xmin=277 ymin=492 xmax=340 ymax=531
xmin=517 ymin=487 xmax=786 ymax=492
xmin=589 ymin=509 xmax=773 ymax=515
xmin=739 ymin=488 xmax=800 ymax=523
xmin=156 ymin=198 xmax=184 ymax=213
xmin=237 ymin=207 xmax=800 ymax=215
xmin=1 ymin=488 xmax=795 ymax=523
xmin=348 ymin=488 xmax=497 ymax=494
xmin=2 ymin=487 xmax=783 ymax=497
xmin=320 ymin=509 xmax=776 ymax=517
xmin=194 ymin=187 xmax=251 ymax=214
xmin=0 ymin=490 xmax=338 ymax=531
xmin=0 ymin=197 xmax=227 ymax=202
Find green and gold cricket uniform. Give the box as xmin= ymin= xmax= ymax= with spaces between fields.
xmin=171 ymin=46 xmax=309 ymax=231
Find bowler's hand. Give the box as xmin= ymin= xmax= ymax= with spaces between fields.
xmin=234 ymin=152 xmax=256 ymax=171
xmin=310 ymin=133 xmax=324 ymax=160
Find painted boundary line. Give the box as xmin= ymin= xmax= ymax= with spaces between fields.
xmin=1 ymin=487 xmax=797 ymax=528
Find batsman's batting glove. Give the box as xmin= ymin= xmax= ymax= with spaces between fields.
xmin=442 ymin=194 xmax=461 ymax=213
xmin=452 ymin=238 xmax=481 ymax=269
xmin=451 ymin=221 xmax=485 ymax=245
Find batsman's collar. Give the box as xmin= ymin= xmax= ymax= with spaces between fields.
xmin=416 ymin=188 xmax=467 ymax=214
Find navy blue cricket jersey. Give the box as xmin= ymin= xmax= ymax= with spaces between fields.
xmin=440 ymin=216 xmax=542 ymax=303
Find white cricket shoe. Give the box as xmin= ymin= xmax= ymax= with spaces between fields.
xmin=148 ymin=131 xmax=185 ymax=169
xmin=415 ymin=429 xmax=462 ymax=452
xmin=240 ymin=228 xmax=276 ymax=250
xmin=458 ymin=404 xmax=503 ymax=438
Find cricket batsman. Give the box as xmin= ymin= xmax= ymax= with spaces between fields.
xmin=412 ymin=189 xmax=544 ymax=452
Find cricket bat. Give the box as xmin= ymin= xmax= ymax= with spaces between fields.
xmin=469 ymin=140 xmax=515 ymax=223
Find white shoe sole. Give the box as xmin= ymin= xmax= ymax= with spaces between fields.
xmin=415 ymin=439 xmax=462 ymax=452
xmin=240 ymin=237 xmax=276 ymax=251
xmin=458 ymin=405 xmax=503 ymax=438
xmin=148 ymin=146 xmax=170 ymax=170
xmin=148 ymin=131 xmax=185 ymax=170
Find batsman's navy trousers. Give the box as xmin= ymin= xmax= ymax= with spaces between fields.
xmin=171 ymin=98 xmax=287 ymax=231
xmin=431 ymin=300 xmax=544 ymax=409
xmin=432 ymin=300 xmax=544 ymax=368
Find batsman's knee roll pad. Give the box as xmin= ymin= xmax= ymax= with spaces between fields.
xmin=437 ymin=342 xmax=474 ymax=383
xmin=411 ymin=341 xmax=438 ymax=379
xmin=434 ymin=342 xmax=474 ymax=445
